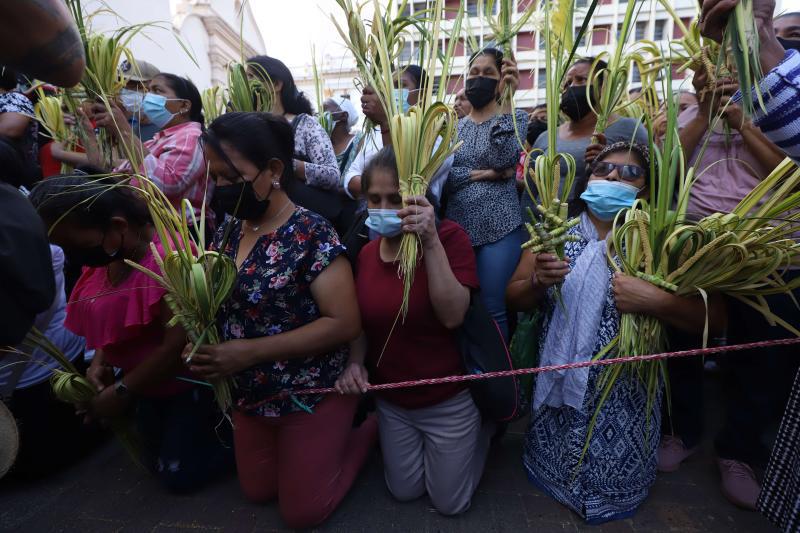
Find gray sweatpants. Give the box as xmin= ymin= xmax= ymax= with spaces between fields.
xmin=376 ymin=390 xmax=494 ymax=515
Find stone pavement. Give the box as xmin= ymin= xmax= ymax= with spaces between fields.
xmin=0 ymin=372 xmax=779 ymax=533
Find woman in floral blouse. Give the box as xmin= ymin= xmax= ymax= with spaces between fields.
xmin=188 ymin=112 xmax=377 ymax=529
xmin=444 ymin=48 xmax=527 ymax=341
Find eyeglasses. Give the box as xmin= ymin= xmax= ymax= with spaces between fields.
xmin=591 ymin=161 xmax=646 ymax=182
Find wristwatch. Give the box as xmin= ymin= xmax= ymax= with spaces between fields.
xmin=114 ymin=380 xmax=132 ymax=398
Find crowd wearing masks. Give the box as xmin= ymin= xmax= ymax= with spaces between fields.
xmin=0 ymin=0 xmax=799 ymax=531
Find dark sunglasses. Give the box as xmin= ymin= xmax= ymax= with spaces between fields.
xmin=591 ymin=161 xmax=646 ymax=182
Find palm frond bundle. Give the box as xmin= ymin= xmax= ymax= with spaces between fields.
xmin=522 ymin=0 xmax=598 ymax=282
xmin=225 ymin=61 xmax=274 ymax=113
xmin=201 ymin=86 xmax=226 ymax=126
xmin=34 ymin=91 xmax=76 ymax=173
xmin=125 ymin=179 xmax=237 ymax=416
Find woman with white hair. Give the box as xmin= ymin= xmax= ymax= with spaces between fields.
xmin=324 ymin=96 xmax=363 ymax=177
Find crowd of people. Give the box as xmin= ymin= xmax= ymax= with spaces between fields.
xmin=0 ymin=0 xmax=799 ymax=531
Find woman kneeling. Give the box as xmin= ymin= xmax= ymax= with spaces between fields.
xmin=336 ymin=147 xmax=494 ymax=515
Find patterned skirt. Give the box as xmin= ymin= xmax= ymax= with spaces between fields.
xmin=523 ymin=369 xmax=661 ymax=524
xmin=758 ymin=368 xmax=800 ymax=532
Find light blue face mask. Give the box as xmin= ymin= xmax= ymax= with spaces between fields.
xmin=579 ymin=180 xmax=640 ymax=221
xmin=120 ymin=89 xmax=144 ymax=114
xmin=366 ymin=208 xmax=403 ymax=238
xmin=392 ymin=88 xmax=411 ymax=114
xmin=142 ymin=93 xmax=182 ymax=129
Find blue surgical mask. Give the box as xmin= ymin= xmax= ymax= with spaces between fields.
xmin=366 ymin=208 xmax=403 ymax=238
xmin=120 ymin=89 xmax=144 ymax=113
xmin=580 ymin=180 xmax=640 ymax=221
xmin=392 ymin=88 xmax=411 ymax=114
xmin=142 ymin=93 xmax=181 ymax=129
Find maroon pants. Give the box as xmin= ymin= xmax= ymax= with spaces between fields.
xmin=233 ymin=394 xmax=377 ymax=529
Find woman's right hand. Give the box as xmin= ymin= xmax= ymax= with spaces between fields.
xmin=334 ymin=362 xmax=370 ymax=395
xmin=534 ymin=253 xmax=570 ymax=287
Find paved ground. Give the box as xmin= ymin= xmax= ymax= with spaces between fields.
xmin=0 ymin=376 xmax=777 ymax=533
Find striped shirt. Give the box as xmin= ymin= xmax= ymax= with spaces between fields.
xmin=748 ymin=49 xmax=800 ymax=162
xmin=117 ymin=121 xmax=211 ymax=219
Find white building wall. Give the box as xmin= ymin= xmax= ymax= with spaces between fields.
xmin=80 ymin=0 xmax=265 ymax=89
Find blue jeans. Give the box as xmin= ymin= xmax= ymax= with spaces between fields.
xmin=474 ymin=226 xmax=525 ymax=341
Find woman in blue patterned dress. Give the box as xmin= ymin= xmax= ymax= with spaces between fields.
xmin=506 ymin=142 xmax=726 ymax=524
xmin=186 ymin=112 xmax=377 ymax=529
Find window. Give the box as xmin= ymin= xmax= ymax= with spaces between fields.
xmin=592 ymin=25 xmax=611 ymax=46
xmin=654 ymin=20 xmax=667 ymax=41
xmin=537 ymin=32 xmax=546 ymax=49
xmin=576 ymin=0 xmax=588 ymax=6
xmin=399 ymin=41 xmax=413 ymax=62
xmin=412 ymin=0 xmax=428 ymax=14
xmin=576 ymin=27 xmax=587 ymax=47
xmin=635 ymin=21 xmax=647 ymax=41
xmin=537 ymin=69 xmax=547 ymax=87
xmin=466 ymin=0 xmax=479 ymax=16
xmin=631 ymin=64 xmax=641 ymax=83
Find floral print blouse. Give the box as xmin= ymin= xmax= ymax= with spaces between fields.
xmin=213 ymin=207 xmax=348 ymax=417
xmin=445 ymin=110 xmax=527 ymax=247
xmin=292 ymin=113 xmax=341 ymax=191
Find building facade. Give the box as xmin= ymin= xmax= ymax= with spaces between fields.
xmin=83 ymin=0 xmax=266 ymax=89
xmin=297 ymin=0 xmax=698 ymax=113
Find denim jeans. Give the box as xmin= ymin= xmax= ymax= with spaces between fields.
xmin=474 ymin=226 xmax=525 ymax=341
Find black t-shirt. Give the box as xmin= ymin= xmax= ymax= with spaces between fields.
xmin=0 ymin=183 xmax=54 ymax=345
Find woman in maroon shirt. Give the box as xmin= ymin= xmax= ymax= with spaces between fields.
xmin=335 ymin=147 xmax=494 ymax=515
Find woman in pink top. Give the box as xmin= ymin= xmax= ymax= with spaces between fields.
xmin=29 ymin=175 xmax=231 ymax=492
xmin=83 ymin=73 xmax=211 ymax=221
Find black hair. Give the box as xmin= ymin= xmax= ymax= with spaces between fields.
xmin=154 ymin=73 xmax=204 ymax=126
xmin=402 ymin=65 xmax=427 ymax=90
xmin=468 ymin=47 xmax=504 ymax=74
xmin=0 ymin=66 xmax=17 ymax=90
xmin=0 ymin=136 xmax=35 ymax=187
xmin=247 ymin=55 xmax=314 ymax=116
xmin=568 ymin=142 xmax=651 ymax=217
xmin=361 ymin=146 xmax=440 ymax=212
xmin=29 ymin=175 xmax=151 ymax=229
xmin=571 ymin=56 xmax=608 ymax=89
xmin=532 ymin=103 xmax=546 ymax=111
xmin=203 ymin=112 xmax=295 ymax=189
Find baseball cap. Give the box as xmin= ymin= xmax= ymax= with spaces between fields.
xmin=120 ymin=59 xmax=160 ymax=82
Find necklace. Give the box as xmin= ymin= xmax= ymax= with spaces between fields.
xmin=245 ymin=201 xmax=293 ymax=232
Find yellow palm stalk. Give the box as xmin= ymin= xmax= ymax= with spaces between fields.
xmin=34 ymin=92 xmax=75 ymax=173
xmin=311 ymin=46 xmax=335 ymax=136
xmin=201 ymin=86 xmax=225 ymax=126
xmin=389 ymin=0 xmax=464 ymax=316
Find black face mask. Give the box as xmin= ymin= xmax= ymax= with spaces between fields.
xmin=70 ymin=232 xmax=122 ymax=267
xmin=560 ymin=85 xmax=594 ymax=122
xmin=465 ymin=76 xmax=499 ymax=110
xmin=527 ymin=118 xmax=548 ymax=146
xmin=212 ymin=176 xmax=272 ymax=221
xmin=778 ymin=36 xmax=800 ymax=53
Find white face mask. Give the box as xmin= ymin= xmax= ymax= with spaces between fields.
xmin=120 ymin=88 xmax=145 ymax=113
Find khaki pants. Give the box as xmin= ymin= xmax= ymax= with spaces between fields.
xmin=376 ymin=390 xmax=494 ymax=515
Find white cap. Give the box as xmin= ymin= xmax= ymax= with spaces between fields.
xmin=335 ymin=96 xmax=359 ymax=129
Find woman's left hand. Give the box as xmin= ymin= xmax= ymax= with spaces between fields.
xmin=584 ymin=132 xmax=607 ymax=166
xmin=612 ymin=272 xmax=671 ymax=315
xmin=184 ymin=339 xmax=255 ymax=380
xmin=88 ymin=385 xmax=129 ymax=419
xmin=398 ymin=195 xmax=439 ymax=250
xmin=499 ymin=54 xmax=520 ymax=96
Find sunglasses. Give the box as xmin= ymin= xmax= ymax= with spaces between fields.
xmin=591 ymin=161 xmax=646 ymax=182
